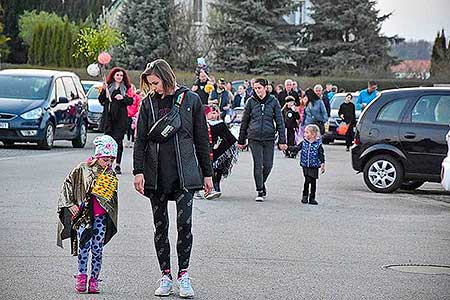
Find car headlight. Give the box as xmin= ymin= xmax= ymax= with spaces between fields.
xmin=21 ymin=107 xmax=43 ymax=120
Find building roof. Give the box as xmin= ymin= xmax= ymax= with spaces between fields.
xmin=391 ymin=60 xmax=431 ymax=73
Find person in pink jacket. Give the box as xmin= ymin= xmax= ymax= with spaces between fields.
xmin=126 ymin=84 xmax=142 ymax=148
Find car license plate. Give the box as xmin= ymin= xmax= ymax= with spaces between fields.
xmin=0 ymin=122 xmax=8 ymax=129
xmin=324 ymin=122 xmax=329 ymax=132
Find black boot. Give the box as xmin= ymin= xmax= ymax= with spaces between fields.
xmin=309 ymin=195 xmax=318 ymax=205
xmin=301 ymin=193 xmax=308 ymax=204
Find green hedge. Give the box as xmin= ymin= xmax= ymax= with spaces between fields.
xmin=2 ymin=64 xmax=438 ymax=92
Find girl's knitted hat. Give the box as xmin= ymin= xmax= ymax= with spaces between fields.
xmin=93 ymin=135 xmax=118 ymax=158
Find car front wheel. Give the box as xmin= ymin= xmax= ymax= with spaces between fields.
xmin=363 ymin=155 xmax=404 ymax=193
xmin=37 ymin=123 xmax=55 ymax=150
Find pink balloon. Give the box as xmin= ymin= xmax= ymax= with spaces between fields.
xmin=98 ymin=52 xmax=112 ymax=65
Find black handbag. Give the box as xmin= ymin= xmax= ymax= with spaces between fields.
xmin=148 ymin=92 xmax=186 ymax=143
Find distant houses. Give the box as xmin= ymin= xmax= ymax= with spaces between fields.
xmin=391 ymin=60 xmax=431 ymax=80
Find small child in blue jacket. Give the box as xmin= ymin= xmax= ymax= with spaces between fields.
xmin=289 ymin=124 xmax=325 ymax=205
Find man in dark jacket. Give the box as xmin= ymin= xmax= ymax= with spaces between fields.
xmin=237 ymin=78 xmax=287 ymax=202
xmin=278 ymin=79 xmax=300 ymax=107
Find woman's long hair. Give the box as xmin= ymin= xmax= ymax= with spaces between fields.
xmin=140 ymin=59 xmax=177 ymax=95
xmin=304 ymin=88 xmax=320 ymax=107
xmin=105 ymin=67 xmax=131 ymax=89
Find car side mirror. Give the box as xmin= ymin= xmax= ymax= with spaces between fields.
xmin=50 ymin=99 xmax=57 ymax=107
xmin=58 ymin=96 xmax=69 ymax=104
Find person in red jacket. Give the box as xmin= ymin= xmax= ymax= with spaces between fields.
xmin=125 ymin=84 xmax=142 ymax=148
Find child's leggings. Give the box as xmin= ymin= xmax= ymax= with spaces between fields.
xmin=303 ymin=175 xmax=317 ymax=197
xmin=77 ymin=215 xmax=106 ymax=279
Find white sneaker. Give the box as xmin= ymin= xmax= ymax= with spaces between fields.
xmin=255 ymin=191 xmax=264 ymax=202
xmin=205 ymin=190 xmax=221 ymax=200
xmin=178 ymin=272 xmax=194 ymax=298
xmin=155 ymin=274 xmax=173 ymax=296
xmin=193 ymin=191 xmax=204 ymax=200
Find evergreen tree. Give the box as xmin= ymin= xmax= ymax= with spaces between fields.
xmin=0 ymin=3 xmax=10 ymax=59
xmin=430 ymin=29 xmax=450 ymax=79
xmin=61 ymin=21 xmax=71 ymax=67
xmin=208 ymin=0 xmax=299 ymax=74
xmin=35 ymin=24 xmax=45 ymax=65
xmin=28 ymin=25 xmax=39 ymax=64
xmin=296 ymin=0 xmax=398 ymax=76
xmin=115 ymin=0 xmax=173 ymax=70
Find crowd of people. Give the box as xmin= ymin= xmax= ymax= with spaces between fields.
xmin=57 ymin=58 xmax=380 ymax=298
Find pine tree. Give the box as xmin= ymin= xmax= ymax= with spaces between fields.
xmin=296 ymin=0 xmax=398 ymax=76
xmin=0 ymin=3 xmax=10 ymax=59
xmin=430 ymin=29 xmax=450 ymax=79
xmin=53 ymin=25 xmax=63 ymax=66
xmin=35 ymin=24 xmax=45 ymax=65
xmin=61 ymin=20 xmax=71 ymax=67
xmin=208 ymin=0 xmax=299 ymax=74
xmin=28 ymin=26 xmax=39 ymax=64
xmin=114 ymin=0 xmax=173 ymax=70
xmin=47 ymin=25 xmax=57 ymax=66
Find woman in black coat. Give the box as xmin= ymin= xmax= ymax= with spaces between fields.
xmin=98 ymin=67 xmax=133 ymax=174
xmin=133 ymin=59 xmax=213 ymax=298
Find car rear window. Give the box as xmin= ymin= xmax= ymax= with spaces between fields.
xmin=376 ymin=98 xmax=408 ymax=122
xmin=0 ymin=75 xmax=52 ymax=100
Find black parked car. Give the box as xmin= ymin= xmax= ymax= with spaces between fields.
xmin=0 ymin=69 xmax=88 ymax=149
xmin=352 ymin=87 xmax=450 ymax=193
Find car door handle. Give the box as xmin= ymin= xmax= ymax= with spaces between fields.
xmin=404 ymin=132 xmax=416 ymax=139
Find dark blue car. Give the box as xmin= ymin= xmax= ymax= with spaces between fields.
xmin=0 ymin=69 xmax=88 ymax=149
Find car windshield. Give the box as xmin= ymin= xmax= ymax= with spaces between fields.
xmin=330 ymin=95 xmax=346 ymax=109
xmin=86 ymin=86 xmax=102 ymax=99
xmin=330 ymin=94 xmax=359 ymax=110
xmin=0 ymin=75 xmax=52 ymax=100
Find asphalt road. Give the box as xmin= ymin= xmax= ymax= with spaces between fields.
xmin=0 ymin=135 xmax=449 ymax=300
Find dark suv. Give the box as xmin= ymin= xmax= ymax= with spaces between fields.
xmin=0 ymin=69 xmax=88 ymax=149
xmin=352 ymin=87 xmax=450 ymax=193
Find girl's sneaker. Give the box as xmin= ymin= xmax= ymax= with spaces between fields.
xmin=74 ymin=274 xmax=87 ymax=293
xmin=155 ymin=274 xmax=173 ymax=296
xmin=88 ymin=277 xmax=100 ymax=294
xmin=178 ymin=272 xmax=194 ymax=298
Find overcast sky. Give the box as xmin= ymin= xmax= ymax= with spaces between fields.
xmin=376 ymin=0 xmax=450 ymax=41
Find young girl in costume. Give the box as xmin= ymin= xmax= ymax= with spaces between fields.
xmin=57 ymin=135 xmax=119 ymax=294
xmin=205 ymin=105 xmax=239 ymax=200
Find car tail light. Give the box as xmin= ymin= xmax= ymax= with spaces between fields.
xmin=354 ymin=137 xmax=361 ymax=145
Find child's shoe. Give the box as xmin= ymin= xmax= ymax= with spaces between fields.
xmin=301 ymin=194 xmax=309 ymax=204
xmin=155 ymin=274 xmax=173 ymax=296
xmin=74 ymin=273 xmax=87 ymax=293
xmin=255 ymin=191 xmax=265 ymax=202
xmin=309 ymin=195 xmax=318 ymax=205
xmin=178 ymin=271 xmax=194 ymax=298
xmin=88 ymin=277 xmax=100 ymax=294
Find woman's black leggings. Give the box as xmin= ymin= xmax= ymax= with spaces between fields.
xmin=126 ymin=117 xmax=135 ymax=142
xmin=145 ymin=190 xmax=194 ymax=271
xmin=303 ymin=175 xmax=317 ymax=197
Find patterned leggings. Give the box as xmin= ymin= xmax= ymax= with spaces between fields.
xmin=77 ymin=215 xmax=106 ymax=279
xmin=145 ymin=190 xmax=194 ymax=272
